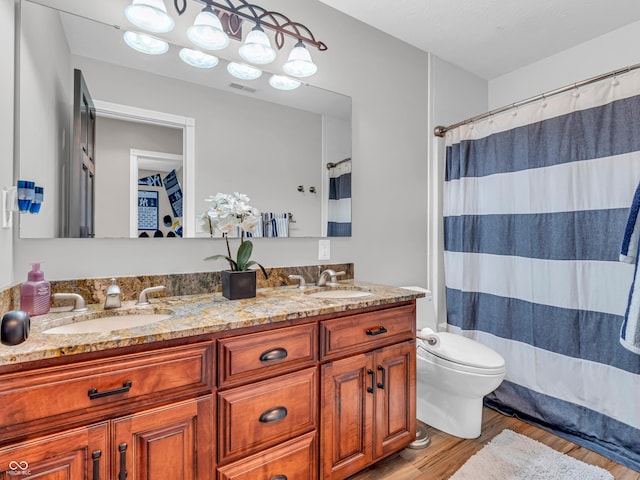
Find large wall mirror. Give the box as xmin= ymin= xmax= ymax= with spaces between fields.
xmin=17 ymin=0 xmax=352 ymax=239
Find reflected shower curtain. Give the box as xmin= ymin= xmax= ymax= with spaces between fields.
xmin=327 ymin=159 xmax=352 ymax=236
xmin=443 ymin=71 xmax=640 ymax=470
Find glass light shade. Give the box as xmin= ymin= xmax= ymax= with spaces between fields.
xmin=282 ymin=42 xmax=317 ymax=78
xmin=179 ymin=48 xmax=219 ymax=68
xmin=123 ymin=31 xmax=169 ymax=55
xmin=238 ymin=26 xmax=276 ymax=65
xmin=125 ymin=0 xmax=174 ymax=33
xmin=269 ymin=74 xmax=301 ymax=91
xmin=227 ymin=62 xmax=262 ymax=80
xmin=187 ymin=9 xmax=230 ymax=50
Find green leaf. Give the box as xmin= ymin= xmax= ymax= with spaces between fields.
xmin=236 ymin=240 xmax=254 ymax=270
xmin=204 ymin=254 xmax=237 ymax=271
xmin=245 ymin=260 xmax=269 ymax=279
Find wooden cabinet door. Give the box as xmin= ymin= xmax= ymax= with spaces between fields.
xmin=374 ymin=340 xmax=416 ymax=458
xmin=320 ymin=353 xmax=374 ymax=480
xmin=0 ymin=423 xmax=108 ymax=480
xmin=112 ymin=397 xmax=214 ymax=480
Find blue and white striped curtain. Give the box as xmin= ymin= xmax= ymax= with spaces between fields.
xmin=328 ymin=159 xmax=352 ymax=237
xmin=443 ymin=71 xmax=640 ymax=470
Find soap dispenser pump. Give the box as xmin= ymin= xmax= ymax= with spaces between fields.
xmin=20 ymin=262 xmax=51 ymax=316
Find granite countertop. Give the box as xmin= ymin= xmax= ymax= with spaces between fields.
xmin=0 ymin=282 xmax=423 ymax=367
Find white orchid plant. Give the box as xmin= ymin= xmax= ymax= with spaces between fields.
xmin=201 ymin=192 xmax=268 ymax=278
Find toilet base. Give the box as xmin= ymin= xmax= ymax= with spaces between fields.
xmin=417 ymin=383 xmax=484 ymax=439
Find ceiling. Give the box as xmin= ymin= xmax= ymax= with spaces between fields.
xmin=317 ymin=0 xmax=640 ymax=80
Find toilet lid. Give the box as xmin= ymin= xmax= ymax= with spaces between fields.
xmin=424 ymin=332 xmax=505 ymax=370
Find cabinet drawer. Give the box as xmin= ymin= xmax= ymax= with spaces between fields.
xmin=218 ymin=323 xmax=317 ymax=387
xmin=217 ymin=431 xmax=317 ymax=480
xmin=218 ymin=368 xmax=317 ymax=464
xmin=0 ymin=342 xmax=214 ymax=431
xmin=320 ymin=303 xmax=415 ymax=359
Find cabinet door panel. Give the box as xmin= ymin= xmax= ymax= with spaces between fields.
xmin=113 ymin=397 xmax=214 ymax=480
xmin=0 ymin=342 xmax=213 ymax=441
xmin=217 ymin=432 xmax=317 ymax=480
xmin=218 ymin=323 xmax=317 ymax=387
xmin=320 ymin=304 xmax=415 ymax=360
xmin=320 ymin=353 xmax=374 ymax=480
xmin=374 ymin=341 xmax=416 ymax=458
xmin=0 ymin=423 xmax=108 ymax=480
xmin=218 ymin=368 xmax=317 ymax=464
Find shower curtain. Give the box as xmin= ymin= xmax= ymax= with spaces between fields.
xmin=327 ymin=159 xmax=351 ymax=236
xmin=443 ymin=70 xmax=640 ymax=470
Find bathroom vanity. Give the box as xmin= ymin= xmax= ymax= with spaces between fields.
xmin=0 ymin=283 xmax=420 ymax=480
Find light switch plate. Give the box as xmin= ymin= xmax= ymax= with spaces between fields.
xmin=318 ymin=239 xmax=330 ymax=260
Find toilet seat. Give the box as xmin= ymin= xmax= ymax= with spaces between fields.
xmin=417 ymin=332 xmax=506 ymax=375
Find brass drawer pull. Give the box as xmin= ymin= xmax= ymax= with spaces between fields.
xmin=259 ymin=347 xmax=288 ymax=362
xmin=88 ymin=381 xmax=132 ymax=400
xmin=366 ymin=326 xmax=388 ymax=336
xmin=259 ymin=406 xmax=288 ymax=423
xmin=269 ymin=476 xmax=288 ymax=480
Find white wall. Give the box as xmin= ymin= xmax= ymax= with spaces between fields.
xmin=428 ymin=55 xmax=488 ymax=321
xmin=18 ymin=1 xmax=71 ymax=239
xmin=0 ymin=0 xmax=14 ymax=288
xmin=13 ymin=0 xmax=431 ymax=287
xmin=95 ymin=117 xmax=183 ymax=238
xmin=489 ymin=20 xmax=640 ymax=108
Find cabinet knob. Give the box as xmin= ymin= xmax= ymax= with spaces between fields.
xmin=269 ymin=476 xmax=288 ymax=480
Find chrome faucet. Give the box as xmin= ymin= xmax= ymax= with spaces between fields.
xmin=136 ymin=285 xmax=166 ymax=306
xmin=51 ymin=292 xmax=88 ymax=312
xmin=104 ymin=278 xmax=121 ymax=310
xmin=317 ymin=269 xmax=346 ymax=287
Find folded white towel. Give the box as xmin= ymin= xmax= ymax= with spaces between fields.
xmin=620 ymin=182 xmax=640 ymax=354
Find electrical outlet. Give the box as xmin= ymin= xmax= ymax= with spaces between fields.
xmin=318 ymin=239 xmax=330 ymax=260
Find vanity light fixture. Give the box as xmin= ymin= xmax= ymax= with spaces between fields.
xmin=122 ymin=1 xmax=326 ymax=84
xmin=187 ymin=6 xmax=230 ymax=50
xmin=282 ymin=41 xmax=318 ymax=78
xmin=239 ymin=24 xmax=277 ymax=65
xmin=179 ymin=48 xmax=219 ymax=68
xmin=123 ymin=31 xmax=169 ymax=55
xmin=227 ymin=62 xmax=262 ymax=80
xmin=125 ymin=0 xmax=175 ymax=33
xmin=269 ymin=74 xmax=301 ymax=91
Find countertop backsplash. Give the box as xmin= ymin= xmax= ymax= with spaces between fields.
xmin=0 ymin=263 xmax=354 ymax=311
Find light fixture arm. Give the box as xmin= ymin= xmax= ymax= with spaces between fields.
xmin=178 ymin=0 xmax=327 ymax=51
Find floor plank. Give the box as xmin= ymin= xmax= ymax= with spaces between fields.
xmin=347 ymin=407 xmax=640 ymax=480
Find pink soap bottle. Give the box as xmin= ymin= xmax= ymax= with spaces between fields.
xmin=20 ymin=262 xmax=51 ymax=316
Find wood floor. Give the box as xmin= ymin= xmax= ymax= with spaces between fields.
xmin=348 ymin=407 xmax=640 ymax=480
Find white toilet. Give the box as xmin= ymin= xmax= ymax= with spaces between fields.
xmin=403 ymin=287 xmax=506 ymax=439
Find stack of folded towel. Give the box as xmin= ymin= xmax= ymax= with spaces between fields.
xmin=620 ymin=183 xmax=640 ymax=354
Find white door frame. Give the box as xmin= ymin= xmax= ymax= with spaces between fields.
xmin=93 ymin=100 xmax=196 ymax=238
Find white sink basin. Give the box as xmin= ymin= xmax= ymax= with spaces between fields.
xmin=307 ymin=290 xmax=373 ymax=299
xmin=43 ymin=313 xmax=171 ymax=334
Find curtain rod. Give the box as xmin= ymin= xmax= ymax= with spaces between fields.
xmin=326 ymin=157 xmax=351 ymax=169
xmin=433 ymin=61 xmax=640 ymax=138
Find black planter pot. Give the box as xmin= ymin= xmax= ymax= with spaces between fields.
xmin=221 ymin=270 xmax=256 ymax=300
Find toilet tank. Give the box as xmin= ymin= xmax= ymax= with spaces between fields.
xmin=401 ymin=286 xmax=437 ymax=331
